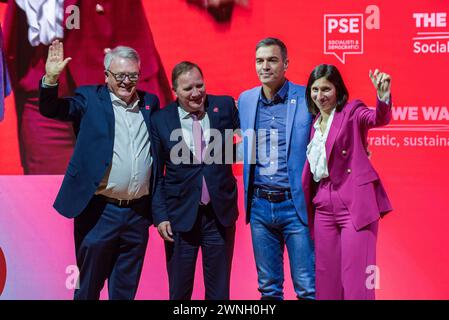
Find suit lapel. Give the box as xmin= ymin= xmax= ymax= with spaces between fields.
xmin=285 ymin=83 xmax=299 ymax=156
xmin=310 ymin=115 xmax=318 ymax=140
xmin=325 ymin=107 xmax=346 ymax=161
xmin=246 ymin=89 xmax=259 ymax=131
xmin=138 ymin=92 xmax=151 ymax=134
xmin=99 ymin=86 xmax=114 ymax=138
xmin=205 ymin=95 xmax=220 ymax=131
xmin=136 ymin=93 xmax=155 ymax=191
xmin=245 ymin=88 xmax=260 ymax=163
xmin=166 ymin=103 xmax=183 ymax=135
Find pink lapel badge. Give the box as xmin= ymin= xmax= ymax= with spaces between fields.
xmin=145 ymin=105 xmax=150 ymax=110
xmin=213 ymin=107 xmax=219 ymax=113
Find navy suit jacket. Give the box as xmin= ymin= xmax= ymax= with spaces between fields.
xmin=39 ymin=83 xmax=160 ymax=219
xmin=238 ymin=81 xmax=313 ymax=225
xmin=151 ymin=95 xmax=240 ymax=232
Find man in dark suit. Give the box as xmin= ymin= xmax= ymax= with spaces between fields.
xmin=39 ymin=40 xmax=160 ymax=300
xmin=151 ymin=61 xmax=239 ymax=300
xmin=3 ymin=0 xmax=172 ymax=174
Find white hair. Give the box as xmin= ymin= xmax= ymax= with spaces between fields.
xmin=104 ymin=46 xmax=141 ymax=69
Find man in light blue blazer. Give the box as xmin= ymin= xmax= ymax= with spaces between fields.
xmin=238 ymin=37 xmax=315 ymax=300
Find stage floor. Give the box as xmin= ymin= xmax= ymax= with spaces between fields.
xmin=0 ymin=175 xmax=447 ymax=299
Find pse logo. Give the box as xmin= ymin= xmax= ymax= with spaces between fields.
xmin=0 ymin=247 xmax=6 ymax=296
xmin=412 ymin=12 xmax=449 ymax=54
xmin=324 ymin=5 xmax=380 ymax=63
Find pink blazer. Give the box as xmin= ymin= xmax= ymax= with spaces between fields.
xmin=302 ymin=98 xmax=393 ymax=237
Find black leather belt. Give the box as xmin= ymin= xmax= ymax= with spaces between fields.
xmin=97 ymin=194 xmax=148 ymax=208
xmin=254 ymin=188 xmax=292 ymax=203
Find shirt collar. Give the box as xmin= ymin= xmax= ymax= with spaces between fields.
xmin=260 ymin=80 xmax=289 ymax=105
xmin=178 ymin=104 xmax=206 ymax=120
xmin=178 ymin=105 xmax=190 ymax=119
xmin=109 ymin=92 xmax=140 ymax=111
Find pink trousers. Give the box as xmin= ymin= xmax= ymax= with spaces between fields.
xmin=313 ymin=178 xmax=378 ymax=300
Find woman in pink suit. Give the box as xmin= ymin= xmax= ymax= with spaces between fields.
xmin=302 ymin=64 xmax=393 ymax=300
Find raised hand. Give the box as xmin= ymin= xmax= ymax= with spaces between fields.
xmin=369 ymin=69 xmax=391 ymax=102
xmin=44 ymin=40 xmax=72 ymax=85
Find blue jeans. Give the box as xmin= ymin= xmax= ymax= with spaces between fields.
xmin=250 ymin=196 xmax=315 ymax=300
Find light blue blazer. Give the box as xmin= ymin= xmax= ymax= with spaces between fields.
xmin=238 ymin=81 xmax=312 ymax=224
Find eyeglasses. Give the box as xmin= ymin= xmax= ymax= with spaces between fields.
xmin=106 ymin=70 xmax=139 ymax=82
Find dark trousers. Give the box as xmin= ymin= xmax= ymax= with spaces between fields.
xmin=165 ymin=204 xmax=235 ymax=300
xmin=73 ymin=196 xmax=151 ymax=300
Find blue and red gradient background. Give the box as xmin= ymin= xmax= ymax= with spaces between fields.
xmin=1 ymin=0 xmax=449 ymax=299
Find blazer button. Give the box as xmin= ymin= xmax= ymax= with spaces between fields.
xmin=105 ymin=162 xmax=110 ymax=167
xmin=347 ymin=169 xmax=352 ymax=174
xmin=342 ymin=150 xmax=347 ymax=155
xmin=94 ymin=182 xmax=99 ymax=187
xmin=96 ymin=4 xmax=105 ymax=13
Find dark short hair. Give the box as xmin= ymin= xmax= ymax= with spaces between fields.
xmin=171 ymin=61 xmax=203 ymax=90
xmin=255 ymin=37 xmax=288 ymax=62
xmin=305 ymin=64 xmax=349 ymax=116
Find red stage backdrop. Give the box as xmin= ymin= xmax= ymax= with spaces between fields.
xmin=0 ymin=0 xmax=448 ymax=299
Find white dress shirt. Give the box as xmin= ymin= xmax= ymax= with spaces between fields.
xmin=177 ymin=106 xmax=211 ymax=158
xmin=16 ymin=0 xmax=64 ymax=46
xmin=306 ymin=108 xmax=336 ymax=183
xmin=95 ymin=93 xmax=152 ymax=200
